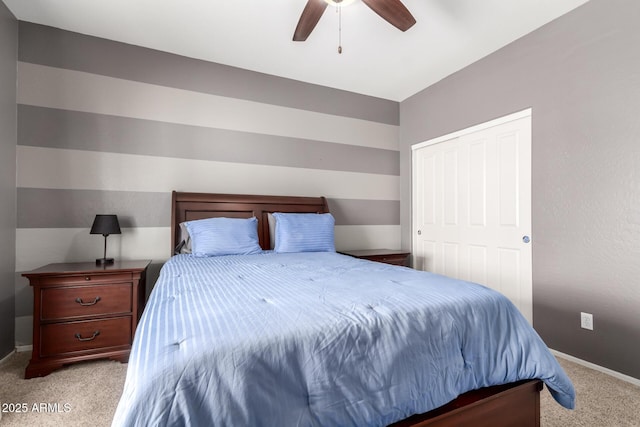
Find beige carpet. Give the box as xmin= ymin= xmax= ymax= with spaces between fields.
xmin=0 ymin=352 xmax=126 ymax=427
xmin=541 ymin=357 xmax=640 ymax=427
xmin=1 ymin=351 xmax=638 ymax=426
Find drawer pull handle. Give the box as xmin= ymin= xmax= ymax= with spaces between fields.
xmin=85 ymin=276 xmax=91 ymax=281
xmin=75 ymin=296 xmax=101 ymax=306
xmin=74 ymin=330 xmax=100 ymax=342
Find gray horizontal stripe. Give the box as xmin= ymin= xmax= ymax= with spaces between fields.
xmin=17 ymin=189 xmax=399 ymax=228
xmin=17 ymin=189 xmax=171 ymax=228
xmin=18 ymin=22 xmax=399 ymax=126
xmin=328 ymin=199 xmax=400 ymax=226
xmin=18 ymin=105 xmax=399 ymax=176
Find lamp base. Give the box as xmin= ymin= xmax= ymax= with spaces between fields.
xmin=95 ymin=258 xmax=115 ymax=266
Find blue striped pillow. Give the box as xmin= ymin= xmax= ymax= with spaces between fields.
xmin=184 ymin=217 xmax=262 ymax=257
xmin=273 ymin=213 xmax=335 ymax=253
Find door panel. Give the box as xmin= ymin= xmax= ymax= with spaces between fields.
xmin=497 ymin=131 xmax=520 ymax=227
xmin=468 ymin=140 xmax=487 ymax=227
xmin=443 ymin=242 xmax=460 ymax=278
xmin=468 ymin=244 xmax=488 ymax=285
xmin=443 ymin=149 xmax=459 ymax=226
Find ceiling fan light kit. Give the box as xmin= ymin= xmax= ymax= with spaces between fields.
xmin=293 ymin=0 xmax=416 ymax=53
xmin=323 ymin=0 xmax=358 ymax=6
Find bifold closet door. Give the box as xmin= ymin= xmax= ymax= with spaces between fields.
xmin=412 ymin=113 xmax=532 ymax=322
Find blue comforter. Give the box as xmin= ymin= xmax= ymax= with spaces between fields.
xmin=112 ymin=252 xmax=574 ymax=426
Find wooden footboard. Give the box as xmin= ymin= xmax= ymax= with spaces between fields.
xmin=390 ymin=380 xmax=543 ymax=427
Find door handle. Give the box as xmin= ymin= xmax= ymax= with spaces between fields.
xmin=417 ymin=230 xmax=422 ymax=235
xmin=522 ymin=235 xmax=531 ymax=243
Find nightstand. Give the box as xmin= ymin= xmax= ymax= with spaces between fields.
xmin=339 ymin=249 xmax=410 ymax=267
xmin=22 ymin=260 xmax=151 ymax=378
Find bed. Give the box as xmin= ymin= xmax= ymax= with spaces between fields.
xmin=112 ymin=191 xmax=575 ymax=427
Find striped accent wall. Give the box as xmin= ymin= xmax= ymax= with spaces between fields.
xmin=15 ymin=23 xmax=400 ymax=345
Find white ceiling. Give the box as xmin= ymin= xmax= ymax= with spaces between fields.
xmin=4 ymin=0 xmax=589 ymax=101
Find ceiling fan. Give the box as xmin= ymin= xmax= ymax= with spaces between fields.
xmin=293 ymin=0 xmax=416 ymax=42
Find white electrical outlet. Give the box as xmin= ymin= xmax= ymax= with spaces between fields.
xmin=580 ymin=312 xmax=594 ymax=330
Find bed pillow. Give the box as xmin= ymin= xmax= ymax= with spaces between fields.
xmin=267 ymin=213 xmax=276 ymax=250
xmin=174 ymin=222 xmax=192 ymax=254
xmin=272 ymin=212 xmax=335 ymax=253
xmin=184 ymin=217 xmax=262 ymax=257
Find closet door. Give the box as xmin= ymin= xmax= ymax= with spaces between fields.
xmin=412 ymin=111 xmax=532 ymax=322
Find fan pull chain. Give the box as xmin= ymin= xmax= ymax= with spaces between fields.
xmin=338 ymin=4 xmax=343 ymax=54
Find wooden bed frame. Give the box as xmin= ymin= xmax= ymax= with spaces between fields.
xmin=170 ymin=191 xmax=543 ymax=427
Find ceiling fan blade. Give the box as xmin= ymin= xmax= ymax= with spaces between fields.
xmin=293 ymin=0 xmax=329 ymax=41
xmin=361 ymin=0 xmax=416 ymax=32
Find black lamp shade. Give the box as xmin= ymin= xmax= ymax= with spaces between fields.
xmin=90 ymin=215 xmax=121 ymax=266
xmin=90 ymin=215 xmax=121 ymax=236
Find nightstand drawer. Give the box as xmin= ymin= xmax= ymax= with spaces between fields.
xmin=366 ymin=254 xmax=408 ymax=266
xmin=339 ymin=249 xmax=410 ymax=267
xmin=37 ymin=272 xmax=133 ymax=286
xmin=40 ymin=317 xmax=132 ymax=357
xmin=41 ymin=283 xmax=132 ymax=321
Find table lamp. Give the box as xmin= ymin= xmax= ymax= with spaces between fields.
xmin=90 ymin=214 xmax=121 ymax=265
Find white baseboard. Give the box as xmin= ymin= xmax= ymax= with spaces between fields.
xmin=551 ymin=349 xmax=640 ymax=387
xmin=0 ymin=349 xmax=16 ymax=365
xmin=15 ymin=344 xmax=33 ymax=353
xmin=1 ymin=345 xmax=33 ymax=365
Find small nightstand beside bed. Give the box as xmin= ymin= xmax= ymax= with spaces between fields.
xmin=112 ymin=192 xmax=574 ymax=427
xmin=23 ymin=260 xmax=150 ymax=378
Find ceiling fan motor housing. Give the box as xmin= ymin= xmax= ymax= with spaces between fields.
xmin=294 ymin=0 xmax=416 ymax=42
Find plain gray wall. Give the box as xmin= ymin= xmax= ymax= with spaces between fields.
xmin=400 ymin=0 xmax=640 ymax=380
xmin=0 ymin=0 xmax=17 ymax=358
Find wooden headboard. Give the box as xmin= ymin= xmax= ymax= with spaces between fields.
xmin=171 ymin=191 xmax=330 ymax=255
